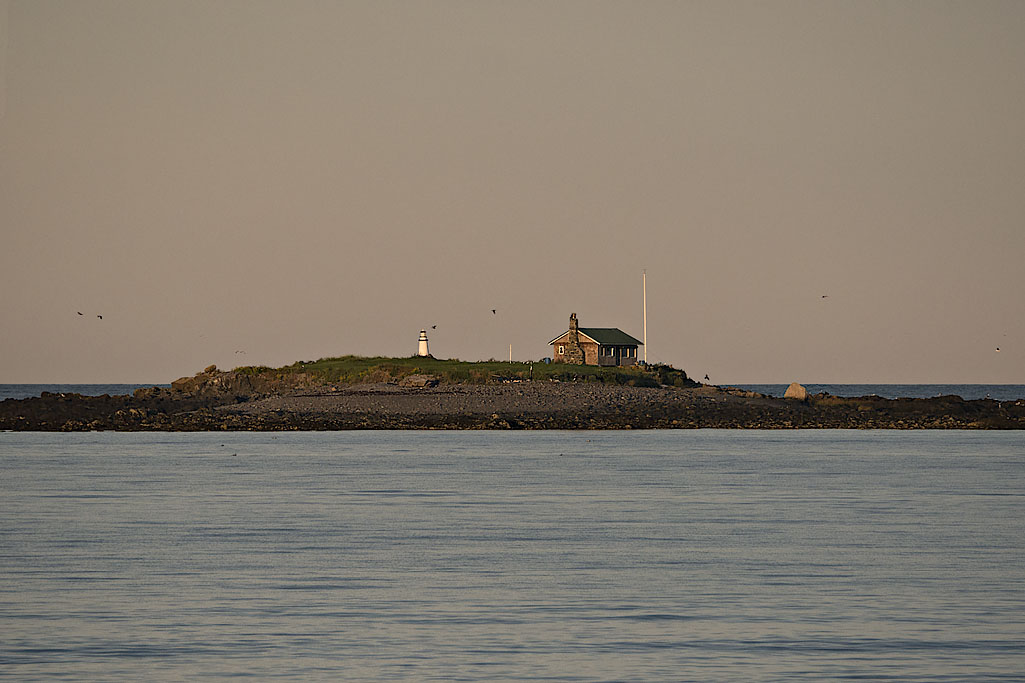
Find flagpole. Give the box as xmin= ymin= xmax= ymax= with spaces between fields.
xmin=643 ymin=270 xmax=647 ymax=364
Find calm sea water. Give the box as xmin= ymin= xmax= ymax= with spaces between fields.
xmin=0 ymin=384 xmax=168 ymax=401
xmin=3 ymin=383 xmax=1024 ymax=401
xmin=733 ymin=384 xmax=1025 ymax=401
xmin=1 ymin=430 xmax=1023 ymax=681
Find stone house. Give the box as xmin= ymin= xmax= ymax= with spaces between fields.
xmin=548 ymin=313 xmax=643 ymax=366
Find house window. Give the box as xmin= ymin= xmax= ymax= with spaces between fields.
xmin=558 ymin=345 xmax=565 ymax=355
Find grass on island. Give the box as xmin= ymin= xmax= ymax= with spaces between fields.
xmin=232 ymin=355 xmax=696 ymax=388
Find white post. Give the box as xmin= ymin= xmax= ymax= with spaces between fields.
xmin=509 ymin=344 xmax=512 ymax=362
xmin=643 ymin=270 xmax=647 ymax=363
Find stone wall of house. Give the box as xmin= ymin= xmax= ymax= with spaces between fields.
xmin=551 ymin=335 xmax=570 ymax=363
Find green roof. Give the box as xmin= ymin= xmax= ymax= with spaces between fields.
xmin=579 ymin=327 xmax=643 ymax=346
xmin=548 ymin=327 xmax=643 ymax=346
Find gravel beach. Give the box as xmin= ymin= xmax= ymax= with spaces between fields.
xmin=226 ymin=382 xmax=727 ymax=417
xmin=3 ymin=379 xmax=1023 ymax=430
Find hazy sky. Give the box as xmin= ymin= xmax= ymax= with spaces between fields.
xmin=2 ymin=0 xmax=1023 ymax=383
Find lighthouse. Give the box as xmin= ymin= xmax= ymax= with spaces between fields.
xmin=417 ymin=329 xmax=430 ymax=357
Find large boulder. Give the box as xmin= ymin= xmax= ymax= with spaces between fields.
xmin=784 ymin=382 xmax=809 ymax=401
xmin=399 ymin=374 xmax=439 ymax=388
xmin=170 ymin=366 xmax=320 ymax=398
xmin=171 ymin=367 xmax=256 ymax=397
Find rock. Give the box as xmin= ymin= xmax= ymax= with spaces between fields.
xmin=784 ymin=382 xmax=809 ymax=401
xmin=171 ymin=376 xmax=196 ymax=392
xmin=204 ymin=365 xmax=218 ymax=374
xmin=399 ymin=374 xmax=439 ymax=387
xmin=134 ymin=387 xmax=161 ymax=399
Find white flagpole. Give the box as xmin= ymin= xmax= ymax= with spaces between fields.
xmin=643 ymin=270 xmax=647 ymax=364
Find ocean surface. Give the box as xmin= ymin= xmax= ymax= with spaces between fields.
xmin=733 ymin=384 xmax=1025 ymax=401
xmin=0 ymin=384 xmax=168 ymax=401
xmin=3 ymin=383 xmax=1024 ymax=401
xmin=1 ymin=430 xmax=1023 ymax=681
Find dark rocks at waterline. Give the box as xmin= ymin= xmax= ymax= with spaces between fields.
xmin=2 ymin=380 xmax=1024 ymax=431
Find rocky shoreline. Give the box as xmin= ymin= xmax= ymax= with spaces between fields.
xmin=2 ymin=368 xmax=1023 ymax=431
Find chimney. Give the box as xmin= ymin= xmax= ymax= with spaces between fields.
xmin=564 ymin=312 xmax=585 ymax=365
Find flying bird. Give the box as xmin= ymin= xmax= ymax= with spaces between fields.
xmin=704 ymin=374 xmax=710 ymax=381
xmin=431 ymin=325 xmax=437 ymax=329
xmin=821 ymin=295 xmax=829 ymax=299
xmin=491 ymin=309 xmax=496 ymax=315
xmin=77 ymin=311 xmax=83 ymax=316
xmin=97 ymin=315 xmax=103 ymax=320
xmin=996 ymin=347 xmax=1001 ymax=352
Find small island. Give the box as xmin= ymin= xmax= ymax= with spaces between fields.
xmin=2 ymin=356 xmax=1023 ymax=431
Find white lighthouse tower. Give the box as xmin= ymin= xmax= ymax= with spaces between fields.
xmin=417 ymin=329 xmax=430 ymax=357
